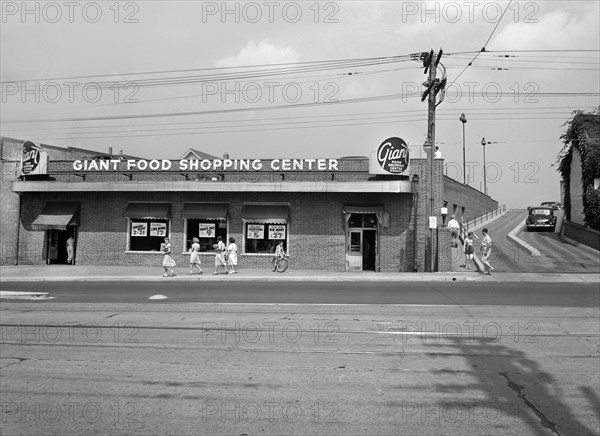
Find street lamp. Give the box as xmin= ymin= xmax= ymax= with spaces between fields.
xmin=481 ymin=137 xmax=489 ymax=194
xmin=459 ymin=113 xmax=467 ymax=184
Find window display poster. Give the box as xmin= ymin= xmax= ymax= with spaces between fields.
xmin=199 ymin=223 xmax=215 ymax=238
xmin=247 ymin=224 xmax=264 ymax=239
xmin=150 ymin=222 xmax=167 ymax=237
xmin=268 ymin=225 xmax=286 ymax=240
xmin=131 ymin=222 xmax=147 ymax=237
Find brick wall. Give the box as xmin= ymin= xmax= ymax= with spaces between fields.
xmin=443 ymin=176 xmax=499 ymax=222
xmin=16 ymin=191 xmax=415 ymax=271
xmin=0 ymin=161 xmax=21 ymax=265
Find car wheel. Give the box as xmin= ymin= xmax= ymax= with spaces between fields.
xmin=550 ymin=227 xmax=555 ymax=232
xmin=526 ymin=226 xmax=531 ymax=232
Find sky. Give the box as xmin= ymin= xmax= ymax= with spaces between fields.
xmin=1 ymin=0 xmax=599 ymax=208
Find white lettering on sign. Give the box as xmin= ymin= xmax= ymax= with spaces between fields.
xmin=378 ymin=142 xmax=408 ymax=169
xmin=71 ymin=159 xmax=340 ymax=172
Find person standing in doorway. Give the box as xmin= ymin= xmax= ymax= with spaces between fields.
xmin=226 ymin=237 xmax=238 ymax=274
xmin=480 ymin=228 xmax=494 ymax=275
xmin=188 ymin=237 xmax=203 ymax=275
xmin=463 ymin=231 xmax=478 ymax=270
xmin=447 ymin=215 xmax=460 ymax=248
xmin=162 ymin=237 xmax=176 ymax=277
xmin=66 ymin=236 xmax=75 ymax=264
xmin=213 ymin=236 xmax=228 ymax=275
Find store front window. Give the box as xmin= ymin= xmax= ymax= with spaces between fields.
xmin=186 ymin=219 xmax=228 ymax=251
xmin=129 ymin=219 xmax=169 ymax=251
xmin=124 ymin=202 xmax=171 ymax=252
xmin=182 ymin=203 xmax=229 ymax=252
xmin=244 ymin=222 xmax=287 ymax=254
xmin=242 ymin=204 xmax=289 ymax=255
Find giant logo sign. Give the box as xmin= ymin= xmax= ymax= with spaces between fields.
xmin=20 ymin=141 xmax=47 ymax=176
xmin=376 ymin=137 xmax=409 ymax=174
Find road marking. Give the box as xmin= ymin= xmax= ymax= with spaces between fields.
xmin=0 ymin=291 xmax=52 ymax=300
xmin=149 ymin=294 xmax=168 ymax=300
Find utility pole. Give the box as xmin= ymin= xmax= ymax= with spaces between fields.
xmin=421 ymin=49 xmax=445 ymax=272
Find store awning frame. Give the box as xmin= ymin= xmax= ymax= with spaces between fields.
xmin=182 ymin=203 xmax=229 ymax=220
xmin=123 ymin=202 xmax=171 ymax=219
xmin=241 ymin=205 xmax=289 ymax=224
xmin=31 ymin=202 xmax=80 ymax=230
xmin=343 ymin=205 xmax=384 ymax=214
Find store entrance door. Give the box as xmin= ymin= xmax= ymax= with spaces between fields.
xmin=46 ymin=227 xmax=76 ymax=264
xmin=345 ymin=212 xmax=379 ymax=272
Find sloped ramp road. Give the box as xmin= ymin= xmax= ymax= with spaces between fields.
xmin=474 ymin=210 xmax=599 ymax=274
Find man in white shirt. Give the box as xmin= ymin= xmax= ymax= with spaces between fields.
xmin=447 ymin=215 xmax=460 ymax=248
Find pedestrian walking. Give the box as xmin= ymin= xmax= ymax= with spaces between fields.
xmin=463 ymin=231 xmax=478 ymax=270
xmin=447 ymin=215 xmax=460 ymax=248
xmin=479 ymin=228 xmax=494 ymax=275
xmin=161 ymin=237 xmax=176 ymax=277
xmin=226 ymin=237 xmax=238 ymax=274
xmin=213 ymin=236 xmax=228 ymax=275
xmin=188 ymin=237 xmax=203 ymax=275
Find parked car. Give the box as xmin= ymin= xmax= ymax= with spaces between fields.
xmin=526 ymin=206 xmax=557 ymax=232
xmin=540 ymin=201 xmax=563 ymax=210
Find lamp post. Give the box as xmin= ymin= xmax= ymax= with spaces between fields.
xmin=481 ymin=137 xmax=489 ymax=194
xmin=459 ymin=113 xmax=467 ymax=184
xmin=412 ymin=173 xmax=420 ymax=271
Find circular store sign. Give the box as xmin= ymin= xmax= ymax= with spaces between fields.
xmin=377 ymin=137 xmax=410 ymax=174
xmin=21 ymin=141 xmax=41 ymax=175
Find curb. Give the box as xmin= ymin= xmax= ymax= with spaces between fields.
xmin=0 ymin=274 xmax=482 ymax=283
xmin=507 ymin=222 xmax=541 ymax=256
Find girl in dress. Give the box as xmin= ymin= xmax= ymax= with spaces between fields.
xmin=226 ymin=237 xmax=238 ymax=274
xmin=463 ymin=231 xmax=478 ymax=270
xmin=189 ymin=237 xmax=203 ymax=275
xmin=162 ymin=237 xmax=176 ymax=277
xmin=213 ymin=236 xmax=228 ymax=275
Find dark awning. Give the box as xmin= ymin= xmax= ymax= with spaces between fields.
xmin=32 ymin=202 xmax=80 ymax=230
xmin=242 ymin=205 xmax=289 ymax=223
xmin=123 ymin=203 xmax=171 ymax=219
xmin=343 ymin=205 xmax=384 ymax=214
xmin=182 ymin=203 xmax=228 ymax=220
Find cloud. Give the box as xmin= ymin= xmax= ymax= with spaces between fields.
xmin=216 ymin=40 xmax=300 ymax=67
xmin=491 ymin=4 xmax=600 ymax=50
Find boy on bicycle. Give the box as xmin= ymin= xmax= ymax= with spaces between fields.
xmin=275 ymin=241 xmax=285 ymax=258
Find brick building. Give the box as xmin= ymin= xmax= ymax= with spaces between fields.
xmin=1 ymin=136 xmax=497 ymax=272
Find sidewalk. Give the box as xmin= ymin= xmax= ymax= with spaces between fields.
xmin=1 ymin=265 xmax=598 ymax=284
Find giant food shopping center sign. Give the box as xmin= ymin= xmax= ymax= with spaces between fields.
xmin=73 ymin=158 xmax=340 ymax=172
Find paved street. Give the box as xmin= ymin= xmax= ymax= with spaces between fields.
xmin=456 ymin=210 xmax=600 ymax=274
xmin=1 ymin=280 xmax=599 ymax=435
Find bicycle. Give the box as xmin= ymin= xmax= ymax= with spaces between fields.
xmin=271 ymin=255 xmax=289 ymax=273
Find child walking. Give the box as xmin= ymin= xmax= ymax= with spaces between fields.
xmin=463 ymin=231 xmax=478 ymax=270
xmin=162 ymin=237 xmax=176 ymax=277
xmin=189 ymin=237 xmax=203 ymax=275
